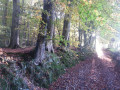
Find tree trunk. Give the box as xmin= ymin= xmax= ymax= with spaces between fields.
xmin=34 ymin=33 xmax=46 ymax=65
xmin=60 ymin=0 xmax=73 ymax=49
xmin=45 ymin=0 xmax=55 ymax=53
xmin=78 ymin=18 xmax=83 ymax=47
xmin=9 ymin=0 xmax=20 ymax=49
xmin=53 ymin=22 xmax=56 ymax=48
xmin=60 ymin=13 xmax=71 ymax=48
xmin=78 ymin=29 xmax=83 ymax=46
xmin=2 ymin=0 xmax=8 ymax=27
xmin=34 ymin=0 xmax=49 ymax=65
xmin=22 ymin=0 xmax=25 ymax=13
xmin=26 ymin=22 xmax=30 ymax=46
xmin=83 ymin=31 xmax=87 ymax=47
xmin=2 ymin=0 xmax=9 ymax=47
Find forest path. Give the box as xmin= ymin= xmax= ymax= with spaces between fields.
xmin=0 ymin=47 xmax=35 ymax=62
xmin=49 ymin=50 xmax=120 ymax=90
xmin=0 ymin=47 xmax=34 ymax=55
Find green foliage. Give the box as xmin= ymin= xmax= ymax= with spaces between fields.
xmin=77 ymin=0 xmax=113 ymax=31
xmin=58 ymin=35 xmax=69 ymax=46
xmin=0 ymin=48 xmax=93 ymax=89
xmin=0 ymin=64 xmax=28 ymax=90
xmin=20 ymin=52 xmax=65 ymax=88
xmin=57 ymin=50 xmax=79 ymax=68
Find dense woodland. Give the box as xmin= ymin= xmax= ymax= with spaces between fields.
xmin=0 ymin=0 xmax=120 ymax=89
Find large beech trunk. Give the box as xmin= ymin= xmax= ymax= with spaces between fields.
xmin=60 ymin=13 xmax=71 ymax=48
xmin=34 ymin=33 xmax=46 ymax=65
xmin=34 ymin=0 xmax=49 ymax=65
xmin=9 ymin=0 xmax=20 ymax=49
xmin=60 ymin=0 xmax=73 ymax=49
xmin=45 ymin=0 xmax=55 ymax=53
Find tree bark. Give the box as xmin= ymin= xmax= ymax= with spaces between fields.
xmin=34 ymin=0 xmax=49 ymax=65
xmin=2 ymin=0 xmax=8 ymax=27
xmin=9 ymin=0 xmax=20 ymax=49
xmin=60 ymin=13 xmax=71 ymax=48
xmin=78 ymin=17 xmax=83 ymax=47
xmin=78 ymin=30 xmax=83 ymax=46
xmin=45 ymin=0 xmax=55 ymax=53
xmin=2 ymin=0 xmax=9 ymax=47
xmin=83 ymin=31 xmax=87 ymax=47
xmin=26 ymin=22 xmax=30 ymax=46
xmin=60 ymin=0 xmax=73 ymax=49
xmin=53 ymin=21 xmax=56 ymax=48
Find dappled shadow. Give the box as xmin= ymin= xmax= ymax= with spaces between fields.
xmin=49 ymin=50 xmax=120 ymax=89
xmin=0 ymin=47 xmax=35 ymax=55
xmin=0 ymin=47 xmax=35 ymax=64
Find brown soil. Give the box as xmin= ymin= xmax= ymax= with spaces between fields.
xmin=49 ymin=51 xmax=120 ymax=90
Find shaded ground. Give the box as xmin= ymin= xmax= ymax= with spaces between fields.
xmin=0 ymin=47 xmax=35 ymax=62
xmin=49 ymin=50 xmax=120 ymax=90
xmin=1 ymin=47 xmax=120 ymax=90
xmin=0 ymin=47 xmax=47 ymax=90
xmin=0 ymin=47 xmax=34 ymax=55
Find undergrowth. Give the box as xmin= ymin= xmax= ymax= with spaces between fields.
xmin=0 ymin=64 xmax=28 ymax=90
xmin=0 ymin=48 xmax=93 ymax=89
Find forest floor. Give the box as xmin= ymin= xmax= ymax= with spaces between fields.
xmin=49 ymin=50 xmax=120 ymax=90
xmin=0 ymin=47 xmax=120 ymax=90
xmin=0 ymin=47 xmax=35 ymax=62
xmin=0 ymin=46 xmax=34 ymax=55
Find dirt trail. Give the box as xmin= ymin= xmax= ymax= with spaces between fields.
xmin=49 ymin=51 xmax=120 ymax=90
xmin=0 ymin=47 xmax=34 ymax=55
xmin=1 ymin=47 xmax=120 ymax=89
xmin=0 ymin=47 xmax=35 ymax=62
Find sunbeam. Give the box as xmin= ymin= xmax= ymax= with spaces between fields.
xmin=96 ymin=38 xmax=104 ymax=58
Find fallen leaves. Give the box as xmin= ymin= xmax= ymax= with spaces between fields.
xmin=49 ymin=51 xmax=120 ymax=89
